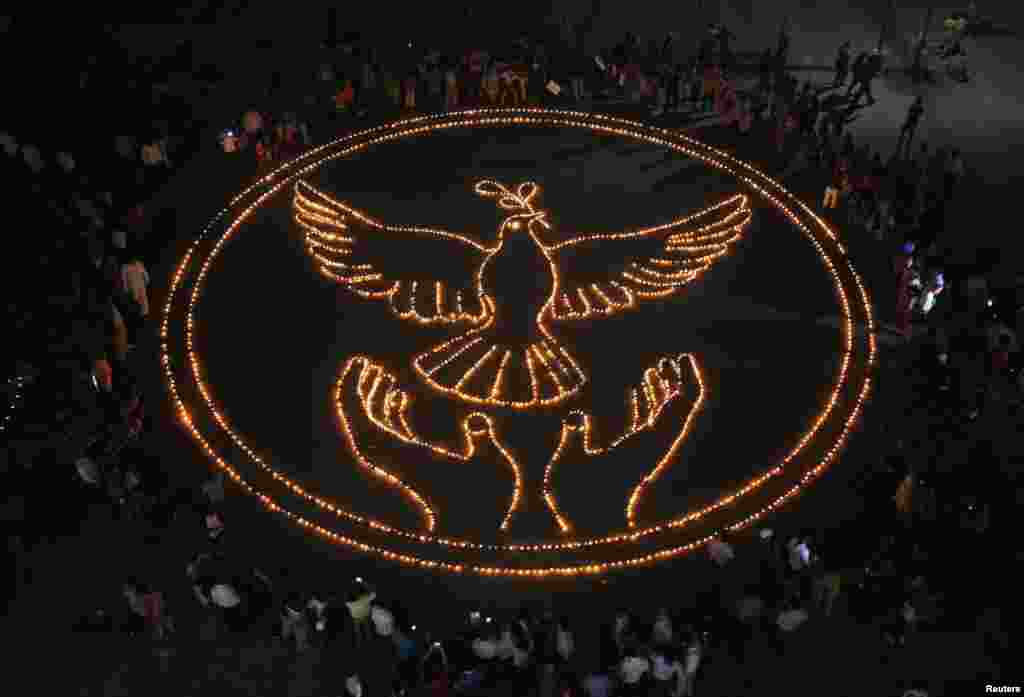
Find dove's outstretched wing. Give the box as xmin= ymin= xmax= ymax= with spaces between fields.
xmin=294 ymin=180 xmax=494 ymax=326
xmin=546 ymin=194 xmax=752 ymax=320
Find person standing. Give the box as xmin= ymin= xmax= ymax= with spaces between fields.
xmin=850 ymin=49 xmax=881 ymax=105
xmin=737 ymin=96 xmax=754 ymax=134
xmin=944 ymin=147 xmax=965 ymax=200
xmin=120 ymin=252 xmax=150 ymax=342
xmin=652 ymin=68 xmax=667 ymax=117
xmin=833 ymin=41 xmax=852 ymax=88
xmin=893 ymin=242 xmax=917 ymax=337
xmin=823 ymin=157 xmax=847 ymax=210
xmin=864 ymin=49 xmax=884 ymax=102
xmin=757 ymin=47 xmax=773 ymax=96
xmin=801 ymin=91 xmax=821 ymax=137
xmin=775 ymin=19 xmax=791 ymax=70
xmin=701 ymin=63 xmax=722 ymax=113
xmin=845 ymin=51 xmax=868 ymax=100
xmin=666 ymin=63 xmax=680 ymax=113
xmin=717 ymin=24 xmax=735 ymax=73
xmin=444 ymin=61 xmax=459 ymax=110
xmin=897 ymin=97 xmax=925 ymax=159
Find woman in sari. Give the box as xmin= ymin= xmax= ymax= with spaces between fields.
xmin=718 ymin=79 xmax=739 ymax=126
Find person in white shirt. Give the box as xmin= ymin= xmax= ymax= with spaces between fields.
xmin=281 ymin=592 xmax=311 ymax=651
xmin=472 ymin=633 xmax=499 ymax=661
xmin=307 ymin=591 xmax=328 ymax=634
xmin=556 ymin=615 xmax=574 ymax=664
xmin=122 ymin=255 xmax=150 ymax=318
xmin=651 ymin=608 xmax=673 ymax=647
xmin=681 ymin=630 xmax=702 ymax=697
xmin=776 ymin=597 xmax=809 ymax=633
xmin=497 ymin=622 xmax=530 ymax=669
xmin=617 ymin=643 xmax=650 ymax=696
xmin=919 ymin=272 xmax=945 ymax=316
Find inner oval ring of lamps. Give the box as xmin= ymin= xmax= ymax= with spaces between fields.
xmin=160 ymin=108 xmax=876 ymax=577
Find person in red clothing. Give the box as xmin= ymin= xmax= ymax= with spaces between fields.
xmin=93 ymin=357 xmax=113 ymax=392
xmin=990 ymin=333 xmax=1012 ymax=377
xmin=420 ymin=641 xmax=451 ymax=696
xmin=718 ymin=79 xmax=739 ymax=126
xmin=122 ymin=204 xmax=146 ymax=237
xmin=892 ymin=241 xmax=916 ymax=277
xmin=402 ymin=72 xmax=418 ymax=111
xmin=123 ymin=580 xmax=174 ymax=639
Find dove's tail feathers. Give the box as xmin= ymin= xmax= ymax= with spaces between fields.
xmin=413 ymin=332 xmax=585 ymax=408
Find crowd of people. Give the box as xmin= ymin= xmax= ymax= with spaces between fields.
xmin=4 ymin=16 xmax=1018 ymax=697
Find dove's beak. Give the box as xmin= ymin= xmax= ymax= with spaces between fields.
xmin=530 ymin=211 xmax=551 ymax=229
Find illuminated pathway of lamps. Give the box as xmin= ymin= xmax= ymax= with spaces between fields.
xmin=160 ymin=108 xmax=876 ymax=576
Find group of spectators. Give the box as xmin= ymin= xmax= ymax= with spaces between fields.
xmin=3 ymin=29 xmax=218 ymax=603
xmin=4 ymin=17 xmax=1017 ymax=697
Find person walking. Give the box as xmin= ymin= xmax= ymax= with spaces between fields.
xmin=801 ymin=92 xmax=821 ymax=137
xmin=859 ymin=49 xmax=884 ymax=104
xmin=845 ymin=51 xmax=868 ymax=100
xmin=716 ymin=24 xmax=736 ymax=73
xmin=401 ymin=71 xmax=417 ymax=111
xmin=833 ymin=41 xmax=852 ymax=88
xmin=944 ymin=147 xmax=965 ymax=200
xmin=701 ymin=63 xmax=723 ymax=113
xmin=757 ymin=47 xmax=774 ymax=96
xmin=897 ymin=97 xmax=925 ymax=160
xmin=666 ymin=63 xmax=680 ymax=113
xmin=775 ymin=19 xmax=791 ymax=70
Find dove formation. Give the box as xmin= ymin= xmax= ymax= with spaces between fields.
xmin=294 ymin=178 xmax=751 ymax=409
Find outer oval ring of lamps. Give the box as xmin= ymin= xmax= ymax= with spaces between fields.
xmin=160 ymin=108 xmax=876 ymax=577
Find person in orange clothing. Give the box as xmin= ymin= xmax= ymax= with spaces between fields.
xmin=400 ymin=72 xmax=416 ymax=111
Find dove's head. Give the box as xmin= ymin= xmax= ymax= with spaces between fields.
xmin=499 ymin=210 xmax=550 ymax=239
xmin=474 ymin=179 xmax=551 ymax=244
